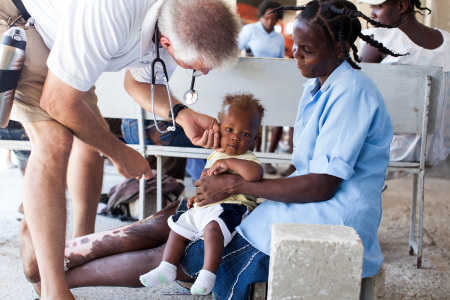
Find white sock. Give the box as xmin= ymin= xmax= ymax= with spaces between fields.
xmin=139 ymin=261 xmax=177 ymax=287
xmin=191 ymin=269 xmax=217 ymax=295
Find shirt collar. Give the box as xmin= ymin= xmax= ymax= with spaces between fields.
xmin=305 ymin=61 xmax=351 ymax=96
xmin=141 ymin=0 xmax=166 ymax=58
xmin=257 ymin=21 xmax=276 ymax=36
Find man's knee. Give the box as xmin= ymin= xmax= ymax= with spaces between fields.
xmin=19 ymin=220 xmax=40 ymax=283
xmin=23 ymin=121 xmax=74 ymax=159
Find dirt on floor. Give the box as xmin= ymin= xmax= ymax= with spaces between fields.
xmin=0 ymin=163 xmax=449 ymax=299
xmin=378 ymin=175 xmax=450 ymax=299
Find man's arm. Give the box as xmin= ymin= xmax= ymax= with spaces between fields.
xmin=41 ymin=71 xmax=152 ymax=180
xmin=124 ymin=70 xmax=221 ymax=149
xmin=194 ymin=172 xmax=341 ymax=207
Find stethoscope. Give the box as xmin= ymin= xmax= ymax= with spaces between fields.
xmin=151 ymin=24 xmax=202 ymax=133
xmin=183 ymin=69 xmax=203 ymax=105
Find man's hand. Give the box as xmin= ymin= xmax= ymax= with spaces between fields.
xmin=109 ymin=147 xmax=153 ymax=180
xmin=207 ymin=159 xmax=228 ymax=176
xmin=176 ymin=110 xmax=222 ymax=150
xmin=194 ymin=173 xmax=242 ymax=207
xmin=124 ymin=71 xmax=223 ymax=150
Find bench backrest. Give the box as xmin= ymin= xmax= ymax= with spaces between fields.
xmin=96 ymin=58 xmax=442 ymax=135
xmin=1 ymin=58 xmax=441 ymax=152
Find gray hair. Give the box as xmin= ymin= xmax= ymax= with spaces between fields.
xmin=158 ymin=0 xmax=241 ymax=70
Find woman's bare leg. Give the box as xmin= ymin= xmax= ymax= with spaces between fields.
xmin=67 ymin=245 xmax=166 ymax=288
xmin=31 ymin=244 xmax=192 ymax=296
xmin=66 ymin=243 xmax=191 ymax=288
xmin=65 ymin=200 xmax=178 ymax=268
xmin=20 ymin=200 xmax=179 ymax=283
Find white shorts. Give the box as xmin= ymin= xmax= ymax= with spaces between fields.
xmin=168 ymin=203 xmax=249 ymax=246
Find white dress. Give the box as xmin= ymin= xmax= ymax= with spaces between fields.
xmin=360 ymin=27 xmax=450 ymax=166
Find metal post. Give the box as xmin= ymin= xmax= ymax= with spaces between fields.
xmin=137 ymin=106 xmax=147 ymax=220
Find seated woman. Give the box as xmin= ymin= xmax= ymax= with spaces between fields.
xmin=21 ymin=1 xmax=400 ymax=298
xmin=359 ymin=0 xmax=450 ymax=167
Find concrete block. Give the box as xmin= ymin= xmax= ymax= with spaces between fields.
xmin=361 ymin=264 xmax=386 ymax=300
xmin=267 ymin=223 xmax=364 ymax=300
xmin=251 ymin=264 xmax=385 ymax=300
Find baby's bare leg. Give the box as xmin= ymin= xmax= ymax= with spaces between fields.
xmin=139 ymin=230 xmax=188 ymax=287
xmin=163 ymin=231 xmax=190 ymax=264
xmin=202 ymin=221 xmax=224 ymax=273
xmin=191 ymin=221 xmax=224 ymax=295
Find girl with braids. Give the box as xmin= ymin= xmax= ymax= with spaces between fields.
xmin=239 ymin=1 xmax=290 ymax=176
xmin=20 ymin=1 xmax=400 ymax=298
xmin=360 ymin=0 xmax=450 ymax=167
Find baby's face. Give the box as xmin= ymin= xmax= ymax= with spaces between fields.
xmin=219 ymin=105 xmax=259 ymax=156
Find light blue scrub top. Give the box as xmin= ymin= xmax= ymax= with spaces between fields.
xmin=238 ymin=21 xmax=285 ymax=58
xmin=236 ymin=61 xmax=393 ymax=278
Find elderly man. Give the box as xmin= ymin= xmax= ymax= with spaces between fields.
xmin=0 ymin=0 xmax=241 ymax=298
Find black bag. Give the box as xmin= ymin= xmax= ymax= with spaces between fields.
xmin=99 ymin=173 xmax=184 ymax=221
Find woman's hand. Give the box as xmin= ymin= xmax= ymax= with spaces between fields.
xmin=194 ymin=173 xmax=243 ymax=207
xmin=187 ymin=196 xmax=196 ymax=209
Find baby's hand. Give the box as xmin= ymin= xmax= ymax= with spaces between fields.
xmin=187 ymin=196 xmax=196 ymax=209
xmin=201 ymin=168 xmax=210 ymax=178
xmin=207 ymin=159 xmax=229 ymax=176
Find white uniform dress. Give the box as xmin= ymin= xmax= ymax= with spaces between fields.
xmin=360 ymin=27 xmax=450 ymax=166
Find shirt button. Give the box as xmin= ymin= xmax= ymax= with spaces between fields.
xmin=302 ymin=122 xmax=307 ymax=127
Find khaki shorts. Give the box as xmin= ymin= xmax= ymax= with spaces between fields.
xmin=0 ymin=0 xmax=100 ymax=122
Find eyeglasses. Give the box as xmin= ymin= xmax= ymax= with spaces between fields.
xmin=183 ymin=70 xmax=203 ymax=105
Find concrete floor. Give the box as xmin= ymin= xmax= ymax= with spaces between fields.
xmin=0 ymin=158 xmax=449 ymax=299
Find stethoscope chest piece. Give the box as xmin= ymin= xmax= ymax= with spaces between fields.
xmin=183 ymin=89 xmax=198 ymax=105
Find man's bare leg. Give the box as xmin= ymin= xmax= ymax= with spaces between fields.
xmin=21 ymin=200 xmax=179 ymax=283
xmin=21 ymin=120 xmax=75 ymax=299
xmin=20 ymin=218 xmax=39 ymax=283
xmin=67 ymin=116 xmax=108 ymax=237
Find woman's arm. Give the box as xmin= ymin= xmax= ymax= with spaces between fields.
xmin=207 ymin=158 xmax=264 ymax=181
xmin=360 ymin=43 xmax=383 ymax=63
xmin=194 ymin=172 xmax=342 ymax=207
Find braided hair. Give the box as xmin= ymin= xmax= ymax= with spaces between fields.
xmin=270 ymin=0 xmax=406 ymax=70
xmin=407 ymin=0 xmax=431 ymax=16
xmin=258 ymin=1 xmax=284 ymax=21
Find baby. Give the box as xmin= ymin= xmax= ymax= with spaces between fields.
xmin=139 ymin=92 xmax=265 ymax=295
